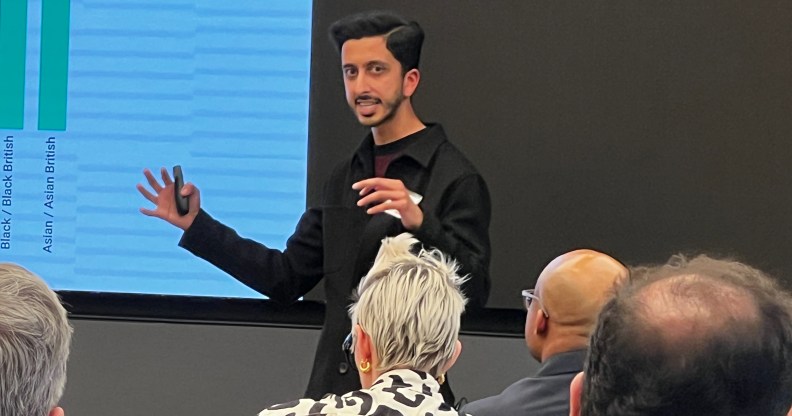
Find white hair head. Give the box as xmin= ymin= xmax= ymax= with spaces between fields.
xmin=0 ymin=263 xmax=72 ymax=416
xmin=349 ymin=233 xmax=468 ymax=377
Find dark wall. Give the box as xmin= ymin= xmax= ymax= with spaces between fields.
xmin=59 ymin=319 xmax=536 ymax=415
xmin=308 ymin=1 xmax=792 ymax=308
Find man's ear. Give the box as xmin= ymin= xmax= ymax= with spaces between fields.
xmin=49 ymin=406 xmax=65 ymax=416
xmin=402 ymin=68 xmax=420 ymax=98
xmin=534 ymin=308 xmax=548 ymax=334
xmin=569 ymin=372 xmax=584 ymax=416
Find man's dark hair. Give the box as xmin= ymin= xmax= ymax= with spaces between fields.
xmin=329 ymin=10 xmax=424 ymax=73
xmin=582 ymin=255 xmax=792 ymax=416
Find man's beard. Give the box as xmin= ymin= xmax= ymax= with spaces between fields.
xmin=354 ymin=91 xmax=404 ymax=127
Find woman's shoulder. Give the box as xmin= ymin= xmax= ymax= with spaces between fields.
xmin=258 ymin=393 xmax=361 ymax=416
xmin=259 ymin=370 xmax=463 ymax=416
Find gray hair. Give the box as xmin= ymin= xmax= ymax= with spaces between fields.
xmin=349 ymin=233 xmax=468 ymax=378
xmin=0 ymin=263 xmax=73 ymax=416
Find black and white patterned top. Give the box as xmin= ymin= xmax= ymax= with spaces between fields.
xmin=258 ymin=369 xmax=468 ymax=416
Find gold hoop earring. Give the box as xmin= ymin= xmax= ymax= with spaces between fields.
xmin=437 ymin=373 xmax=445 ymax=385
xmin=358 ymin=359 xmax=371 ymax=373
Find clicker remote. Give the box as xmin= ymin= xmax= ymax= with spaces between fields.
xmin=173 ymin=165 xmax=190 ymax=216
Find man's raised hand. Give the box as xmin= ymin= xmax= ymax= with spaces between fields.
xmin=137 ymin=167 xmax=200 ymax=230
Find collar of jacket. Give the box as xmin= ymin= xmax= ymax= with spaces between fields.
xmin=351 ymin=123 xmax=448 ymax=174
xmin=369 ymin=368 xmax=443 ymax=396
xmin=535 ymin=348 xmax=587 ymax=377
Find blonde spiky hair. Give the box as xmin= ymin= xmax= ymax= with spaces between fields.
xmin=349 ymin=233 xmax=468 ymax=377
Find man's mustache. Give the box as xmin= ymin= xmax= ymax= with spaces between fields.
xmin=355 ymin=95 xmax=381 ymax=104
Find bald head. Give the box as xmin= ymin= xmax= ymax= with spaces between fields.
xmin=634 ymin=274 xmax=759 ymax=351
xmin=537 ymin=249 xmax=627 ymax=330
xmin=526 ymin=249 xmax=626 ymax=361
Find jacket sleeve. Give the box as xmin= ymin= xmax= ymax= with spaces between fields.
xmin=178 ymin=208 xmax=325 ymax=304
xmin=413 ymin=173 xmax=491 ymax=308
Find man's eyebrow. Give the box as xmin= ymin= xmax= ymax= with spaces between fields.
xmin=342 ymin=60 xmax=389 ymax=70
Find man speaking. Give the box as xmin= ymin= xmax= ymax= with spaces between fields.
xmin=137 ymin=10 xmax=491 ymax=402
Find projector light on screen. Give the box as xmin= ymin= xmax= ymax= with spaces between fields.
xmin=0 ymin=0 xmax=313 ymax=298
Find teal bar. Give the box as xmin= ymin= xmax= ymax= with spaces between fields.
xmin=0 ymin=0 xmax=29 ymax=130
xmin=38 ymin=0 xmax=70 ymax=131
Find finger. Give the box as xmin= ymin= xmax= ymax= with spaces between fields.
xmin=160 ymin=167 xmax=173 ymax=186
xmin=351 ymin=179 xmax=370 ymax=191
xmin=136 ymin=183 xmax=157 ymax=204
xmin=139 ymin=207 xmax=159 ymax=217
xmin=365 ymin=199 xmax=405 ymax=215
xmin=143 ymin=169 xmax=163 ymax=193
xmin=357 ymin=186 xmax=375 ymax=196
xmin=357 ymin=190 xmax=404 ymax=207
xmin=181 ymin=182 xmax=196 ymax=196
xmin=188 ymin=185 xmax=201 ymax=212
xmin=352 ymin=177 xmax=392 ymax=190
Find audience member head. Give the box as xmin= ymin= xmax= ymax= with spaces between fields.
xmin=346 ymin=233 xmax=467 ymax=388
xmin=570 ymin=255 xmax=792 ymax=416
xmin=329 ymin=10 xmax=424 ymax=74
xmin=0 ymin=263 xmax=73 ymax=416
xmin=525 ymin=249 xmax=627 ymax=362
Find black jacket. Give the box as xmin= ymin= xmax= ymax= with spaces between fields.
xmin=179 ymin=123 xmax=491 ymax=399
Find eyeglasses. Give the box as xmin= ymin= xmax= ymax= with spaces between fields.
xmin=522 ymin=289 xmax=549 ymax=318
xmin=342 ymin=332 xmax=358 ymax=372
